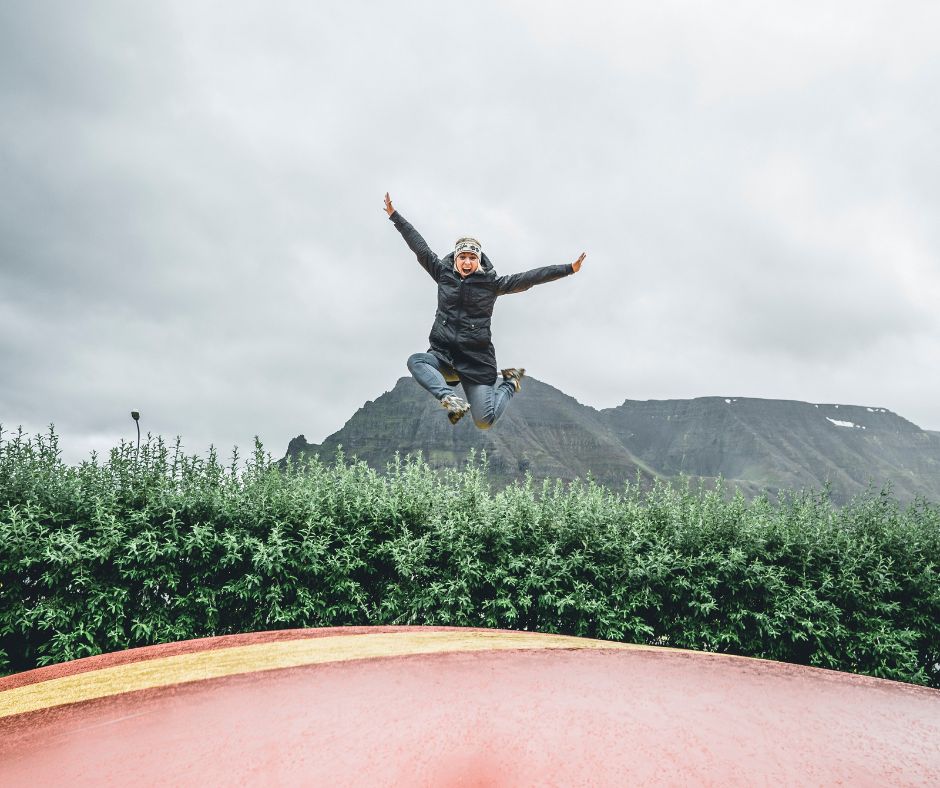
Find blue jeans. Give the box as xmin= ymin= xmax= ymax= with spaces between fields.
xmin=407 ymin=351 xmax=517 ymax=430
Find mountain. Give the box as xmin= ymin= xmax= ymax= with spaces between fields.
xmin=599 ymin=396 xmax=940 ymax=506
xmin=280 ymin=376 xmax=940 ymax=507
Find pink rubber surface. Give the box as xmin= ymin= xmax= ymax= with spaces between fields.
xmin=2 ymin=631 xmax=939 ymax=785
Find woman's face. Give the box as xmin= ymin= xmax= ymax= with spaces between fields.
xmin=456 ymin=251 xmax=480 ymax=277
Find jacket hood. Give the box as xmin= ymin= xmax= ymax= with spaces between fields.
xmin=443 ymin=250 xmax=495 ymax=275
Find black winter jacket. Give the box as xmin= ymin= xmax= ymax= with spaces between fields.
xmin=390 ymin=210 xmax=575 ymax=385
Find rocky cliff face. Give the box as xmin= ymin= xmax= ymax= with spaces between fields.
xmin=280 ymin=376 xmax=940 ymax=507
xmin=600 ymin=397 xmax=940 ymax=505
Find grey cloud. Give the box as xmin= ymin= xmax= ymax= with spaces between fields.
xmin=2 ymin=1 xmax=939 ymax=469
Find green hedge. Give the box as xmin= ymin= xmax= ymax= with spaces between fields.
xmin=1 ymin=423 xmax=938 ymax=688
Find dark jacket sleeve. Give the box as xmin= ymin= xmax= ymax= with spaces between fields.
xmin=495 ymin=263 xmax=575 ymax=296
xmin=388 ymin=210 xmax=443 ymax=282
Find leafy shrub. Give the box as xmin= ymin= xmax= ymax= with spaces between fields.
xmin=1 ymin=423 xmax=937 ymax=688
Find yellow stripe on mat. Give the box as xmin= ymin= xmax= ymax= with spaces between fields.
xmin=0 ymin=630 xmax=662 ymax=719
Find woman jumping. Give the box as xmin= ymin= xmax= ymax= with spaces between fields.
xmin=384 ymin=192 xmax=585 ymax=428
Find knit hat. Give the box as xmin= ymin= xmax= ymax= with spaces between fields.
xmin=454 ymin=236 xmax=482 ymax=259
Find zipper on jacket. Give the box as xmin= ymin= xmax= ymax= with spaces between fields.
xmin=454 ymin=278 xmax=466 ymax=345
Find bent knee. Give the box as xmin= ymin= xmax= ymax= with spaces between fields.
xmin=473 ymin=414 xmax=496 ymax=430
xmin=406 ymin=352 xmax=427 ymax=369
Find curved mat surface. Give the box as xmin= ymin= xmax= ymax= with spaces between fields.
xmin=2 ymin=626 xmax=939 ymax=785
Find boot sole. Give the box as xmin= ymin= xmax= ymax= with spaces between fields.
xmin=500 ymin=368 xmax=526 ymax=392
xmin=442 ymin=396 xmax=471 ymax=423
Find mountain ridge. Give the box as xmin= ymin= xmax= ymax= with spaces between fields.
xmin=280 ymin=376 xmax=940 ymax=507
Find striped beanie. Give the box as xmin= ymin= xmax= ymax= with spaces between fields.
xmin=454 ymin=236 xmax=482 ymax=259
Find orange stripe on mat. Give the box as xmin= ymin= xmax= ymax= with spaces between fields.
xmin=0 ymin=626 xmax=432 ymax=690
xmin=0 ymin=630 xmax=667 ymax=719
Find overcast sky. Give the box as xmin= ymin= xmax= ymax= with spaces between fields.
xmin=2 ymin=1 xmax=938 ymax=470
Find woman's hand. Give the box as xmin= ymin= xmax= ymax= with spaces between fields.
xmin=572 ymin=252 xmax=586 ymax=273
xmin=384 ymin=192 xmax=396 ymax=217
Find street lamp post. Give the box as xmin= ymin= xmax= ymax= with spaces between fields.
xmin=131 ymin=411 xmax=140 ymax=460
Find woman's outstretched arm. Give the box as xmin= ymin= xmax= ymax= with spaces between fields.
xmin=384 ymin=192 xmax=443 ymax=282
xmin=495 ymin=252 xmax=585 ymax=296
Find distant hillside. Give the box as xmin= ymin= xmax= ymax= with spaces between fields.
xmin=280 ymin=376 xmax=940 ymax=507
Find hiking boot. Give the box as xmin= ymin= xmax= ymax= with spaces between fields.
xmin=500 ymin=367 xmax=526 ymax=393
xmin=441 ymin=394 xmax=471 ymax=424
